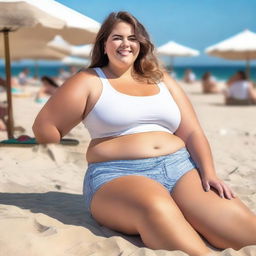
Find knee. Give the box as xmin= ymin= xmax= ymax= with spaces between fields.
xmin=139 ymin=196 xmax=182 ymax=220
xmin=225 ymin=215 xmax=256 ymax=250
xmin=238 ymin=215 xmax=256 ymax=246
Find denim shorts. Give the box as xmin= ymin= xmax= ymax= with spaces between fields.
xmin=83 ymin=147 xmax=197 ymax=211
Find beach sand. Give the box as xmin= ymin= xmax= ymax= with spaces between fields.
xmin=0 ymin=81 xmax=255 ymax=256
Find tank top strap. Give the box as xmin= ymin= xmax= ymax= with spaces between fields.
xmin=157 ymin=81 xmax=168 ymax=92
xmin=94 ymin=67 xmax=109 ymax=86
xmin=157 ymin=81 xmax=166 ymax=87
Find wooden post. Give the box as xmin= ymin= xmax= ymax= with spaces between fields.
xmin=245 ymin=58 xmax=250 ymax=79
xmin=3 ymin=29 xmax=14 ymax=139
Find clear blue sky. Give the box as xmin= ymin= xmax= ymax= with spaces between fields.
xmin=58 ymin=0 xmax=256 ymax=66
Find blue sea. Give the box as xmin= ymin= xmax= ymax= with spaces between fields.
xmin=0 ymin=64 xmax=256 ymax=82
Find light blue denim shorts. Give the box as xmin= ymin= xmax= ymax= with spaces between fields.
xmin=83 ymin=147 xmax=197 ymax=211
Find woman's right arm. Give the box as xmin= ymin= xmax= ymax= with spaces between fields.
xmin=226 ymin=74 xmax=237 ymax=86
xmin=32 ymin=70 xmax=94 ymax=144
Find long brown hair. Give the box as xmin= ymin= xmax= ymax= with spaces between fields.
xmin=89 ymin=11 xmax=163 ymax=84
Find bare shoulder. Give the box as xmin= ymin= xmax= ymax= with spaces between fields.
xmin=62 ymin=67 xmax=99 ymax=91
xmin=77 ymin=67 xmax=98 ymax=80
xmin=40 ymin=68 xmax=101 ymax=115
xmin=50 ymin=68 xmax=101 ymax=103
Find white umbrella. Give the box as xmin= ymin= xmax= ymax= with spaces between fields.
xmin=62 ymin=56 xmax=90 ymax=67
xmin=0 ymin=37 xmax=70 ymax=60
xmin=71 ymin=44 xmax=93 ymax=59
xmin=0 ymin=0 xmax=100 ymax=45
xmin=205 ymin=29 xmax=256 ymax=77
xmin=48 ymin=35 xmax=72 ymax=56
xmin=157 ymin=41 xmax=199 ymax=57
xmin=50 ymin=36 xmax=93 ymax=59
xmin=0 ymin=0 xmax=100 ymax=139
xmin=0 ymin=35 xmax=71 ymax=78
xmin=49 ymin=36 xmax=93 ymax=59
xmin=157 ymin=41 xmax=199 ymax=68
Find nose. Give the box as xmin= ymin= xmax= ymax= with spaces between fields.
xmin=120 ymin=37 xmax=129 ymax=47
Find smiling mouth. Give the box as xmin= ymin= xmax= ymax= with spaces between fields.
xmin=117 ymin=50 xmax=132 ymax=56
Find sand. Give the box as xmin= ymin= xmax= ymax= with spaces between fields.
xmin=0 ymin=81 xmax=255 ymax=256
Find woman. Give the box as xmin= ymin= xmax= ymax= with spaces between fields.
xmin=183 ymin=69 xmax=196 ymax=84
xmin=225 ymin=70 xmax=256 ymax=105
xmin=33 ymin=12 xmax=256 ymax=256
xmin=201 ymin=72 xmax=219 ymax=94
xmin=35 ymin=76 xmax=59 ymax=103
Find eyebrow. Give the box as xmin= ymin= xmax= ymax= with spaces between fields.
xmin=111 ymin=34 xmax=136 ymax=38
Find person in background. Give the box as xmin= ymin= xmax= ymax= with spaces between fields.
xmin=201 ymin=72 xmax=220 ymax=94
xmin=0 ymin=102 xmax=7 ymax=131
xmin=18 ymin=68 xmax=30 ymax=86
xmin=35 ymin=76 xmax=59 ymax=103
xmin=69 ymin=66 xmax=79 ymax=76
xmin=0 ymin=77 xmax=6 ymax=90
xmin=33 ymin=11 xmax=256 ymax=256
xmin=58 ymin=68 xmax=71 ymax=82
xmin=0 ymin=76 xmax=24 ymax=94
xmin=183 ymin=69 xmax=196 ymax=84
xmin=225 ymin=70 xmax=256 ymax=105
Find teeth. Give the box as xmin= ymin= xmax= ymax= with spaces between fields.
xmin=118 ymin=50 xmax=131 ymax=56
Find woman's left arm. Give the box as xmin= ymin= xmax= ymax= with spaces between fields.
xmin=163 ymin=72 xmax=235 ymax=199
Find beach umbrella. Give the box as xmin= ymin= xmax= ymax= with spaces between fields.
xmin=47 ymin=35 xmax=72 ymax=56
xmin=71 ymin=44 xmax=93 ymax=59
xmin=0 ymin=0 xmax=100 ymax=139
xmin=0 ymin=35 xmax=72 ymax=79
xmin=49 ymin=36 xmax=93 ymax=59
xmin=0 ymin=37 xmax=70 ymax=60
xmin=157 ymin=41 xmax=199 ymax=68
xmin=1 ymin=39 xmax=70 ymax=78
xmin=205 ymin=29 xmax=256 ymax=78
xmin=61 ymin=56 xmax=90 ymax=67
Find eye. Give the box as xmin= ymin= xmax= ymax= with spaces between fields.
xmin=129 ymin=37 xmax=137 ymax=41
xmin=112 ymin=36 xmax=122 ymax=41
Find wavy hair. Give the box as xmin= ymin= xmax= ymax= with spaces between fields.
xmin=89 ymin=11 xmax=163 ymax=84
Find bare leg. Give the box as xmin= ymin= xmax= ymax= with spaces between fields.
xmin=90 ymin=175 xmax=211 ymax=256
xmin=172 ymin=170 xmax=256 ymax=249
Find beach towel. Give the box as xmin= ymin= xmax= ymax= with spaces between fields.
xmin=0 ymin=135 xmax=79 ymax=146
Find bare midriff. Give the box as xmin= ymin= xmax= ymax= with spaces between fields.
xmin=86 ymin=131 xmax=185 ymax=163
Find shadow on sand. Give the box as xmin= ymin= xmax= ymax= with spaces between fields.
xmin=0 ymin=191 xmax=143 ymax=246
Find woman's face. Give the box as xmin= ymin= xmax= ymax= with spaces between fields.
xmin=104 ymin=21 xmax=140 ymax=68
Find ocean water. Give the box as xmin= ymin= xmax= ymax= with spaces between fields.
xmin=171 ymin=65 xmax=256 ymax=82
xmin=0 ymin=64 xmax=67 ymax=79
xmin=0 ymin=64 xmax=255 ymax=82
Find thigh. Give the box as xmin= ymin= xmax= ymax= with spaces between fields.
xmin=90 ymin=175 xmax=180 ymax=234
xmin=171 ymin=169 xmax=255 ymax=247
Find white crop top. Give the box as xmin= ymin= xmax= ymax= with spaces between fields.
xmin=227 ymin=80 xmax=249 ymax=100
xmin=82 ymin=68 xmax=181 ymax=139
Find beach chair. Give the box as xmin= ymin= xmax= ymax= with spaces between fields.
xmin=225 ymin=98 xmax=252 ymax=106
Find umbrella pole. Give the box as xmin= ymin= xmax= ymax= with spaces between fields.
xmin=170 ymin=56 xmax=174 ymax=70
xmin=3 ymin=29 xmax=14 ymax=139
xmin=246 ymin=59 xmax=250 ymax=79
xmin=34 ymin=59 xmax=39 ymax=79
